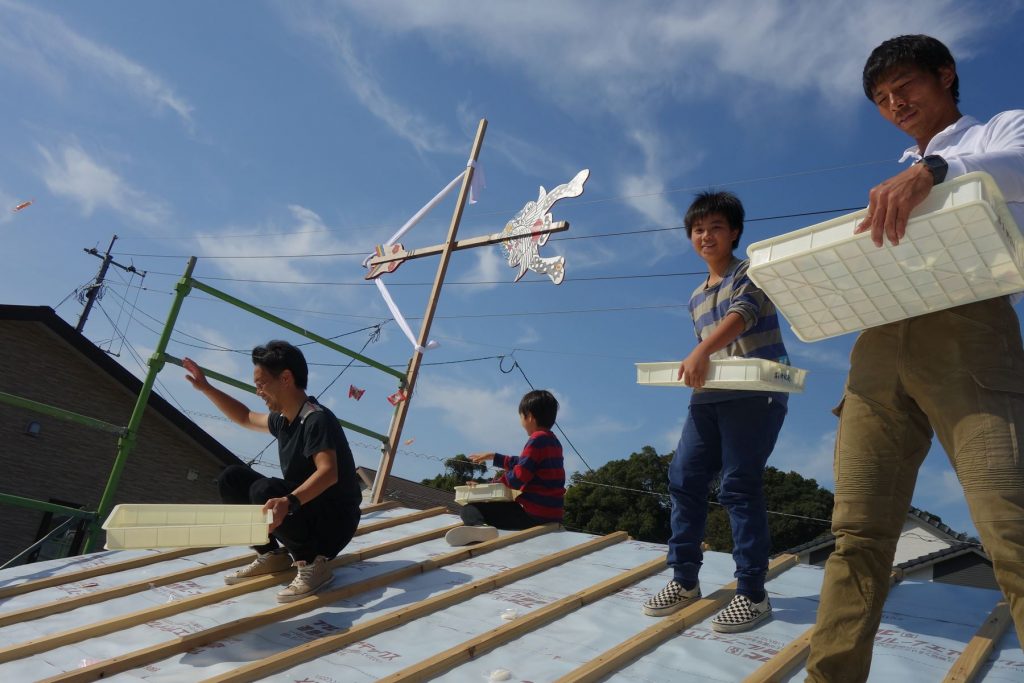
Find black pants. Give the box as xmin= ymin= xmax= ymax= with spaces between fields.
xmin=460 ymin=502 xmax=540 ymax=530
xmin=218 ymin=464 xmax=360 ymax=563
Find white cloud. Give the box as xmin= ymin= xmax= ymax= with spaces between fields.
xmin=327 ymin=0 xmax=991 ymax=113
xmin=413 ymin=375 xmax=524 ymax=448
xmin=38 ymin=142 xmax=170 ymax=227
xmin=278 ymin=5 xmax=459 ymax=155
xmin=515 ymin=325 xmax=540 ymax=346
xmin=0 ymin=0 xmax=194 ymax=128
xmin=769 ymin=428 xmax=837 ymax=490
xmin=460 ymin=246 xmax=504 ymax=292
xmin=195 ymin=204 xmax=373 ymax=304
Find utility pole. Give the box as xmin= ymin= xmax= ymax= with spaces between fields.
xmin=76 ymin=235 xmax=145 ymax=333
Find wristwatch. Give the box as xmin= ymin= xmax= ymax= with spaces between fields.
xmin=916 ymin=154 xmax=948 ymax=185
xmin=286 ymin=493 xmax=301 ymax=515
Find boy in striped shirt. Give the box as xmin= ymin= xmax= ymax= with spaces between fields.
xmin=445 ymin=390 xmax=565 ymax=546
xmin=642 ymin=191 xmax=789 ymax=633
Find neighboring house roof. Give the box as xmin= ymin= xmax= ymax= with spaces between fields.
xmin=779 ymin=532 xmax=835 ymax=556
xmin=896 ymin=541 xmax=990 ymax=573
xmin=0 ymin=304 xmax=242 ymax=469
xmin=907 ymin=505 xmax=978 ymax=544
xmin=782 ymin=507 xmax=979 ymax=559
xmin=356 ymin=466 xmax=460 ymax=514
xmin=0 ymin=505 xmax=1019 ymax=681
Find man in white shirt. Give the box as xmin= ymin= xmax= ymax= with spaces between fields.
xmin=806 ymin=35 xmax=1024 ymax=682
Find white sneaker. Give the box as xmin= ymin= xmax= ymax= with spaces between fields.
xmin=223 ymin=549 xmax=292 ymax=585
xmin=445 ymin=525 xmax=500 ymax=546
xmin=276 ymin=555 xmax=333 ymax=603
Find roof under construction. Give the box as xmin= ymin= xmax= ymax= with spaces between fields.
xmin=0 ymin=504 xmax=1020 ymax=682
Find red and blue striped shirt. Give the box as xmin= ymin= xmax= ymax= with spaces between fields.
xmin=494 ymin=430 xmax=565 ymax=522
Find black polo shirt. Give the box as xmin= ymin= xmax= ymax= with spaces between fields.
xmin=268 ymin=397 xmax=361 ymax=506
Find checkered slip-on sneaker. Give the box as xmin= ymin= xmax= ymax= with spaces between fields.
xmin=711 ymin=594 xmax=772 ymax=633
xmin=642 ymin=580 xmax=702 ymax=617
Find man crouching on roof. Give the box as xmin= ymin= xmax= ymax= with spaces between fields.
xmin=183 ymin=341 xmax=362 ymax=602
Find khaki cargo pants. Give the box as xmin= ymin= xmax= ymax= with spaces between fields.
xmin=806 ymin=297 xmax=1024 ymax=682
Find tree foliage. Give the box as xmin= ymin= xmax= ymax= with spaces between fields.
xmin=704 ymin=466 xmax=833 ymax=554
xmin=563 ymin=446 xmax=834 ymax=552
xmin=420 ymin=454 xmax=489 ymax=493
xmin=563 ymin=446 xmax=672 ymax=543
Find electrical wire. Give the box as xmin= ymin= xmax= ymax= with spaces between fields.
xmin=110 ymin=206 xmax=864 ymax=260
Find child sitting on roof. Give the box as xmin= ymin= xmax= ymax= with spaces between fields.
xmin=445 ymin=389 xmax=565 ymax=546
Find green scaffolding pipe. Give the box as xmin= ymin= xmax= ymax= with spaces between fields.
xmin=162 ymin=353 xmax=389 ymax=444
xmin=0 ymin=391 xmax=125 ymax=435
xmin=188 ymin=279 xmax=405 ymax=381
xmin=0 ymin=492 xmax=96 ymax=519
xmin=83 ymin=257 xmax=198 ymax=553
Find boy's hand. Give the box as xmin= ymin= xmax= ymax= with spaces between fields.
xmin=468 ymin=452 xmax=493 ymax=464
xmin=182 ymin=357 xmax=211 ymax=392
xmin=678 ymin=350 xmax=711 ymax=389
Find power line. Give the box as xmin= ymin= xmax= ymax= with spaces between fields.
xmin=110 ymin=205 xmax=864 ymax=259
xmin=111 ymin=158 xmax=889 ymax=246
xmin=137 ymin=270 xmax=709 ymax=287
xmin=500 ymin=354 xmax=595 ymax=473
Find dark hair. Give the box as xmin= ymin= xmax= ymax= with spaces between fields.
xmin=684 ymin=190 xmax=744 ymax=249
xmin=863 ymin=34 xmax=959 ymax=103
xmin=251 ymin=340 xmax=308 ymax=389
xmin=519 ymin=389 xmax=558 ymax=430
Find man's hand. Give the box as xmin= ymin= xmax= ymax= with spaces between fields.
xmin=182 ymin=357 xmax=211 ymax=392
xmin=263 ymin=496 xmax=289 ymax=532
xmin=468 ymin=452 xmax=493 ymax=464
xmin=678 ymin=349 xmax=711 ymax=388
xmin=855 ymin=162 xmax=934 ymax=247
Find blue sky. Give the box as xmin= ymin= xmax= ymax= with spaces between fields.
xmin=3 ymin=0 xmax=1024 ymax=538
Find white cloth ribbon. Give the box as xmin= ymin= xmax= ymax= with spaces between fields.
xmin=367 ymin=165 xmax=482 ymax=352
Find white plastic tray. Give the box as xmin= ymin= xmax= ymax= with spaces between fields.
xmin=102 ymin=504 xmax=272 ymax=549
xmin=635 ymin=357 xmax=807 ymax=393
xmin=454 ymin=483 xmax=521 ymax=505
xmin=746 ymin=172 xmax=1024 ymax=342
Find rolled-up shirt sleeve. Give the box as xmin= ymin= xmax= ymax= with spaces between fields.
xmin=725 ymin=262 xmax=766 ymax=332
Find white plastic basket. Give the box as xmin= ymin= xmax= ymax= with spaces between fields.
xmin=454 ymin=483 xmax=521 ymax=505
xmin=635 ymin=357 xmax=807 ymax=393
xmin=102 ymin=504 xmax=272 ymax=550
xmin=746 ymin=172 xmax=1024 ymax=342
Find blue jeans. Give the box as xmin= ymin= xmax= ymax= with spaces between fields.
xmin=667 ymin=396 xmax=786 ymax=596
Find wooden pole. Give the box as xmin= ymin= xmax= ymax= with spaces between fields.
xmin=742 ymin=570 xmax=901 ymax=683
xmin=942 ymin=601 xmax=1013 ymax=683
xmin=372 ymin=118 xmax=488 ymax=502
xmin=554 ymin=554 xmax=798 ymax=683
xmin=202 ymin=531 xmax=628 ymax=682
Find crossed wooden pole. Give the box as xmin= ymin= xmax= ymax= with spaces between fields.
xmin=367 ymin=118 xmax=567 ymax=502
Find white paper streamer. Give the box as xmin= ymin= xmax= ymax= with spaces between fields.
xmin=366 ymin=169 xmax=473 ymax=352
xmin=468 ymin=160 xmax=486 ymax=204
xmin=374 ymin=278 xmax=438 ymax=354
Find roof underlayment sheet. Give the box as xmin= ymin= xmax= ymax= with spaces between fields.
xmin=0 ymin=506 xmax=1020 ymax=682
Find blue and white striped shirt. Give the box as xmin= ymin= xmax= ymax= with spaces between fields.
xmin=689 ymin=257 xmax=789 ymax=405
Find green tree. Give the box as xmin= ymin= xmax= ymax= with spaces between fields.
xmin=564 ymin=448 xmax=834 ymax=552
xmin=563 ymin=446 xmax=672 ymax=543
xmin=420 ymin=454 xmax=489 ymax=493
xmin=703 ymin=466 xmax=833 ymax=554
